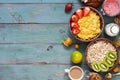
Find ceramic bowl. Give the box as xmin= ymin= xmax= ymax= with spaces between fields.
xmin=85 ymin=38 xmax=119 ymax=72
xmin=69 ymin=7 xmax=104 ymax=42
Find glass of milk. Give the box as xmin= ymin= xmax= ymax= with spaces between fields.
xmin=105 ymin=23 xmax=120 ymax=37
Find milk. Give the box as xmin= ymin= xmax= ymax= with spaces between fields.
xmin=105 ymin=23 xmax=120 ymax=37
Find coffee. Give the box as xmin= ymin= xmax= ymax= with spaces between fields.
xmin=70 ymin=68 xmax=82 ymax=79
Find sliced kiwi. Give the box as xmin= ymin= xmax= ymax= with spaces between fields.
xmin=99 ymin=62 xmax=109 ymax=72
xmin=106 ymin=50 xmax=117 ymax=61
xmin=104 ymin=57 xmax=114 ymax=67
xmin=91 ymin=62 xmax=100 ymax=72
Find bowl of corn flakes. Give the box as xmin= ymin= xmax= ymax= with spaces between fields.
xmin=69 ymin=7 xmax=104 ymax=42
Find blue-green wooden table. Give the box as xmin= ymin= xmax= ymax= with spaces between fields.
xmin=0 ymin=0 xmax=119 ymax=80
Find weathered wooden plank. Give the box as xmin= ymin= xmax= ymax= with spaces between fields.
xmin=0 ymin=65 xmax=70 ymax=80
xmin=0 ymin=24 xmax=75 ymax=43
xmin=0 ymin=0 xmax=79 ymax=3
xmin=0 ymin=3 xmax=81 ymax=23
xmin=0 ymin=64 xmax=119 ymax=80
xmin=0 ymin=42 xmax=88 ymax=64
xmin=0 ymin=38 xmax=118 ymax=66
xmin=0 ymin=23 xmax=117 ymax=43
xmin=0 ymin=4 xmax=115 ymax=23
xmin=0 ymin=64 xmax=92 ymax=80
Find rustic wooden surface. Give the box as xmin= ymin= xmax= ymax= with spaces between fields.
xmin=0 ymin=0 xmax=120 ymax=80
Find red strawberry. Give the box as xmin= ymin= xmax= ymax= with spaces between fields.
xmin=83 ymin=7 xmax=91 ymax=16
xmin=72 ymin=28 xmax=80 ymax=35
xmin=71 ymin=22 xmax=79 ymax=29
xmin=71 ymin=14 xmax=79 ymax=22
xmin=76 ymin=9 xmax=83 ymax=19
xmin=65 ymin=3 xmax=73 ymax=13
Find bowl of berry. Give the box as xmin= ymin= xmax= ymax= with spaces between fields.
xmin=69 ymin=7 xmax=104 ymax=42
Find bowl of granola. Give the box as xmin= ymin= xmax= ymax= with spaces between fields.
xmin=69 ymin=7 xmax=104 ymax=42
xmin=85 ymin=38 xmax=119 ymax=72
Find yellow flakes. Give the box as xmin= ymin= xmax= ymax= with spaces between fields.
xmin=77 ymin=11 xmax=101 ymax=40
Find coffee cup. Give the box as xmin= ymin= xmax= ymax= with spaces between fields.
xmin=65 ymin=66 xmax=84 ymax=80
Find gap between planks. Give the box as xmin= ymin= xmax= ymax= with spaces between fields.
xmin=0 ymin=61 xmax=87 ymax=65
xmin=0 ymin=61 xmax=70 ymax=65
xmin=0 ymin=3 xmax=79 ymax=4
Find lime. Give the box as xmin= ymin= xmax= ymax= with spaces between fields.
xmin=71 ymin=50 xmax=83 ymax=64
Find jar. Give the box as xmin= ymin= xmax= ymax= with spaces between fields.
xmin=84 ymin=71 xmax=102 ymax=80
xmin=105 ymin=23 xmax=120 ymax=37
xmin=102 ymin=0 xmax=120 ymax=17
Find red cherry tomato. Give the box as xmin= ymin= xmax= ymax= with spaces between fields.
xmin=71 ymin=14 xmax=79 ymax=22
xmin=70 ymin=22 xmax=79 ymax=28
xmin=72 ymin=28 xmax=80 ymax=35
xmin=76 ymin=9 xmax=83 ymax=19
xmin=83 ymin=7 xmax=90 ymax=16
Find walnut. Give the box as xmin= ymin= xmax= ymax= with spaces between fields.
xmin=105 ymin=73 xmax=112 ymax=79
xmin=81 ymin=0 xmax=103 ymax=8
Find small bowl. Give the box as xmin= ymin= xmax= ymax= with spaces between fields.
xmin=85 ymin=38 xmax=119 ymax=72
xmin=102 ymin=0 xmax=120 ymax=17
xmin=69 ymin=7 xmax=104 ymax=42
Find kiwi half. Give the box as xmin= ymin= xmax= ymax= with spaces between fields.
xmin=99 ymin=62 xmax=109 ymax=72
xmin=106 ymin=50 xmax=117 ymax=61
xmin=104 ymin=57 xmax=114 ymax=67
xmin=91 ymin=62 xmax=100 ymax=72
xmin=91 ymin=50 xmax=117 ymax=72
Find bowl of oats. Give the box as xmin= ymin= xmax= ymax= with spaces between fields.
xmin=85 ymin=38 xmax=119 ymax=72
xmin=69 ymin=7 xmax=104 ymax=42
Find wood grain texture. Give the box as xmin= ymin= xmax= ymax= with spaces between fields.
xmin=0 ymin=3 xmax=82 ymax=23
xmin=0 ymin=3 xmax=115 ymax=23
xmin=0 ymin=24 xmax=72 ymax=43
xmin=0 ymin=0 xmax=79 ymax=3
xmin=0 ymin=0 xmax=119 ymax=80
xmin=0 ymin=23 xmax=118 ymax=43
xmin=0 ymin=65 xmax=119 ymax=80
xmin=0 ymin=65 xmax=70 ymax=80
xmin=0 ymin=23 xmax=119 ymax=80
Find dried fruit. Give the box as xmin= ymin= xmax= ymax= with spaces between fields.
xmin=90 ymin=75 xmax=102 ymax=80
xmin=114 ymin=38 xmax=120 ymax=47
xmin=105 ymin=73 xmax=112 ymax=79
xmin=74 ymin=44 xmax=80 ymax=49
xmin=118 ymin=60 xmax=120 ymax=64
xmin=113 ymin=67 xmax=119 ymax=73
xmin=65 ymin=3 xmax=72 ymax=13
xmin=63 ymin=37 xmax=72 ymax=47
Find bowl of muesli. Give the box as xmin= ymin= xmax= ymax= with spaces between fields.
xmin=85 ymin=38 xmax=119 ymax=72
